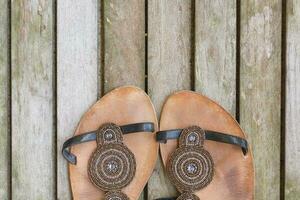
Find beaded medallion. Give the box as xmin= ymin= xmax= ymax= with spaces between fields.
xmin=105 ymin=191 xmax=130 ymax=200
xmin=167 ymin=126 xmax=214 ymax=198
xmin=177 ymin=192 xmax=200 ymax=200
xmin=88 ymin=123 xmax=136 ymax=199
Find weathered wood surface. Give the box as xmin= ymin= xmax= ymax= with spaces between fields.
xmin=2 ymin=1 xmax=300 ymax=199
xmin=147 ymin=1 xmax=191 ymax=199
xmin=195 ymin=0 xmax=236 ymax=115
xmin=240 ymin=1 xmax=282 ymax=199
xmin=0 ymin=0 xmax=9 ymax=199
xmin=56 ymin=0 xmax=99 ymax=199
xmin=285 ymin=1 xmax=300 ymax=198
xmin=104 ymin=0 xmax=145 ymax=92
xmin=103 ymin=1 xmax=145 ymax=199
xmin=11 ymin=0 xmax=54 ymax=199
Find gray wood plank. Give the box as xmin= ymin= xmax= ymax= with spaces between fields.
xmin=147 ymin=1 xmax=192 ymax=199
xmin=57 ymin=0 xmax=99 ymax=199
xmin=0 ymin=0 xmax=9 ymax=198
xmin=195 ymin=0 xmax=236 ymax=115
xmin=11 ymin=0 xmax=54 ymax=199
xmin=285 ymin=1 xmax=300 ymax=198
xmin=240 ymin=1 xmax=282 ymax=199
xmin=103 ymin=1 xmax=145 ymax=199
xmin=104 ymin=0 xmax=145 ymax=92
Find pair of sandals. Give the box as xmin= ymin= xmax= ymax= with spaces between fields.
xmin=62 ymin=86 xmax=254 ymax=200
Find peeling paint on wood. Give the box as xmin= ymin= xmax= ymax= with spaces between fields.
xmin=285 ymin=0 xmax=300 ymax=199
xmin=240 ymin=1 xmax=282 ymax=199
xmin=147 ymin=1 xmax=191 ymax=199
xmin=56 ymin=0 xmax=99 ymax=199
xmin=11 ymin=0 xmax=54 ymax=199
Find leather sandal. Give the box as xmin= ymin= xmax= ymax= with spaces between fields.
xmin=156 ymin=91 xmax=254 ymax=200
xmin=62 ymin=86 xmax=158 ymax=200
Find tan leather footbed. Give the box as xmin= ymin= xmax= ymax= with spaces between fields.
xmin=69 ymin=86 xmax=158 ymax=200
xmin=160 ymin=91 xmax=254 ymax=200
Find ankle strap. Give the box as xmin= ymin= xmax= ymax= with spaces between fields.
xmin=62 ymin=122 xmax=155 ymax=164
xmin=156 ymin=128 xmax=248 ymax=155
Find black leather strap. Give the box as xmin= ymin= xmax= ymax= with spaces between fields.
xmin=62 ymin=122 xmax=155 ymax=165
xmin=156 ymin=128 xmax=248 ymax=155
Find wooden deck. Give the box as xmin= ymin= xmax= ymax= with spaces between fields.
xmin=0 ymin=0 xmax=299 ymax=199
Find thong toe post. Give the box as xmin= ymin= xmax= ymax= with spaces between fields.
xmin=156 ymin=126 xmax=248 ymax=199
xmin=63 ymin=122 xmax=154 ymax=199
xmin=157 ymin=91 xmax=254 ymax=200
xmin=62 ymin=86 xmax=158 ymax=200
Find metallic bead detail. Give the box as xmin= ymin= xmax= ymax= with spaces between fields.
xmin=188 ymin=133 xmax=197 ymax=142
xmin=88 ymin=123 xmax=136 ymax=191
xmin=179 ymin=126 xmax=205 ymax=147
xmin=167 ymin=147 xmax=214 ymax=192
xmin=167 ymin=126 xmax=214 ymax=193
xmin=105 ymin=191 xmax=129 ymax=200
xmin=187 ymin=163 xmax=198 ymax=174
xmin=96 ymin=123 xmax=123 ymax=145
xmin=106 ymin=160 xmax=119 ymax=173
xmin=177 ymin=192 xmax=200 ymax=200
xmin=104 ymin=130 xmax=114 ymax=140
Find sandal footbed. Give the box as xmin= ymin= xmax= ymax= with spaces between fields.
xmin=160 ymin=91 xmax=254 ymax=200
xmin=69 ymin=86 xmax=158 ymax=200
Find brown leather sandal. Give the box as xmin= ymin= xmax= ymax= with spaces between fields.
xmin=156 ymin=91 xmax=254 ymax=200
xmin=62 ymin=86 xmax=158 ymax=200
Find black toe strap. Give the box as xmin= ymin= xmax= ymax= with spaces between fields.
xmin=156 ymin=128 xmax=248 ymax=155
xmin=62 ymin=122 xmax=155 ymax=165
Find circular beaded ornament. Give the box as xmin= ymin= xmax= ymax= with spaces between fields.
xmin=105 ymin=191 xmax=130 ymax=200
xmin=88 ymin=123 xmax=136 ymax=198
xmin=167 ymin=126 xmax=214 ymax=195
xmin=177 ymin=192 xmax=200 ymax=200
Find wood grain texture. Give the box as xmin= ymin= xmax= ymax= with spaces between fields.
xmin=0 ymin=0 xmax=9 ymax=198
xmin=11 ymin=0 xmax=54 ymax=199
xmin=103 ymin=1 xmax=145 ymax=199
xmin=147 ymin=1 xmax=191 ymax=199
xmin=240 ymin=1 xmax=282 ymax=199
xmin=104 ymin=0 xmax=145 ymax=92
xmin=195 ymin=0 xmax=236 ymax=115
xmin=285 ymin=1 xmax=300 ymax=198
xmin=57 ymin=0 xmax=99 ymax=199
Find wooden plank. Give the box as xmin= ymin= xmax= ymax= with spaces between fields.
xmin=285 ymin=1 xmax=300 ymax=198
xmin=0 ymin=0 xmax=9 ymax=198
xmin=194 ymin=0 xmax=236 ymax=115
xmin=56 ymin=0 xmax=99 ymax=199
xmin=103 ymin=1 xmax=145 ymax=199
xmin=147 ymin=1 xmax=191 ymax=199
xmin=240 ymin=1 xmax=282 ymax=199
xmin=11 ymin=0 xmax=54 ymax=199
xmin=104 ymin=0 xmax=145 ymax=92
